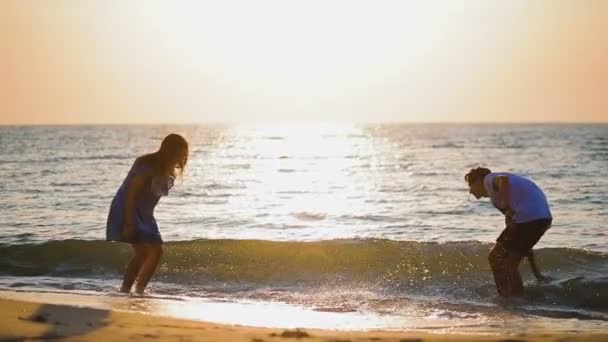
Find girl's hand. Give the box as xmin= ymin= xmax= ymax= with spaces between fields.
xmin=123 ymin=222 xmax=136 ymax=241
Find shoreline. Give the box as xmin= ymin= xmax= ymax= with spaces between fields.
xmin=1 ymin=290 xmax=607 ymax=341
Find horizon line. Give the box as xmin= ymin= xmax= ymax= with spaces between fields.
xmin=1 ymin=121 xmax=608 ymax=127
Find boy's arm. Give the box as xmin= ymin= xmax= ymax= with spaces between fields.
xmin=527 ymin=250 xmax=548 ymax=282
xmin=123 ymin=174 xmax=146 ymax=240
xmin=493 ymin=176 xmax=514 ymax=217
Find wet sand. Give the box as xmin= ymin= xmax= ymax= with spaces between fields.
xmin=1 ymin=295 xmax=607 ymax=341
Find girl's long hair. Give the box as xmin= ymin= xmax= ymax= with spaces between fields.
xmin=137 ymin=133 xmax=189 ymax=178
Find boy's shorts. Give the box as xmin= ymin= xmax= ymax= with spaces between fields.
xmin=496 ymin=218 xmax=552 ymax=255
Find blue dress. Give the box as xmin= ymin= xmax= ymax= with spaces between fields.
xmin=106 ymin=162 xmax=174 ymax=243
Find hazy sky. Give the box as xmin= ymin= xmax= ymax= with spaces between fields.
xmin=2 ymin=0 xmax=607 ymax=124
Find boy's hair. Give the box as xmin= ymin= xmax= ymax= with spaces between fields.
xmin=464 ymin=167 xmax=491 ymax=185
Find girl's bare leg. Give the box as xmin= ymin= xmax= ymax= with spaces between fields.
xmin=134 ymin=243 xmax=163 ymax=294
xmin=121 ymin=243 xmax=146 ymax=293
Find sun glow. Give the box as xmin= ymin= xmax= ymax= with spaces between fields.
xmin=128 ymin=1 xmax=446 ymax=74
xmin=4 ymin=1 xmax=606 ymax=124
xmin=229 ymin=122 xmax=366 ymax=219
xmin=93 ymin=0 xmax=511 ymax=122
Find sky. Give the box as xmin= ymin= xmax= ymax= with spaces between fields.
xmin=1 ymin=0 xmax=607 ymax=124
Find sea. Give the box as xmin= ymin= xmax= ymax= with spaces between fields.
xmin=1 ymin=123 xmax=607 ymax=333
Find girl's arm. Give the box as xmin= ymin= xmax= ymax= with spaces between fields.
xmin=123 ymin=174 xmax=147 ymax=240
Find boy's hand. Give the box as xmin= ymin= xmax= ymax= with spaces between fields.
xmin=505 ymin=207 xmax=515 ymax=220
xmin=536 ymin=274 xmax=552 ymax=283
xmin=123 ymin=222 xmax=136 ymax=241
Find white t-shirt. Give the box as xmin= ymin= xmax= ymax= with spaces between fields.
xmin=483 ymin=172 xmax=552 ymax=223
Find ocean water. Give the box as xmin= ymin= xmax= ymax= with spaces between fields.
xmin=1 ymin=123 xmax=607 ymax=333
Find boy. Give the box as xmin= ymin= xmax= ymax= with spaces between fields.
xmin=465 ymin=167 xmax=552 ymax=297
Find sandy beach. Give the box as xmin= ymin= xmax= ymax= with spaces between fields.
xmin=0 ymin=293 xmax=606 ymax=342
xmin=4 ymin=0 xmax=608 ymax=340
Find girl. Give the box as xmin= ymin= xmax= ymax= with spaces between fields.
xmin=107 ymin=133 xmax=189 ymax=294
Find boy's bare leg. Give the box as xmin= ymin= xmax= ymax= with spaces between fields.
xmin=135 ymin=243 xmax=163 ymax=294
xmin=527 ymin=250 xmax=547 ymax=282
xmin=506 ymin=253 xmax=524 ymax=296
xmin=489 ymin=242 xmax=511 ymax=297
xmin=490 ymin=243 xmax=525 ymax=297
xmin=121 ymin=243 xmax=147 ymax=293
